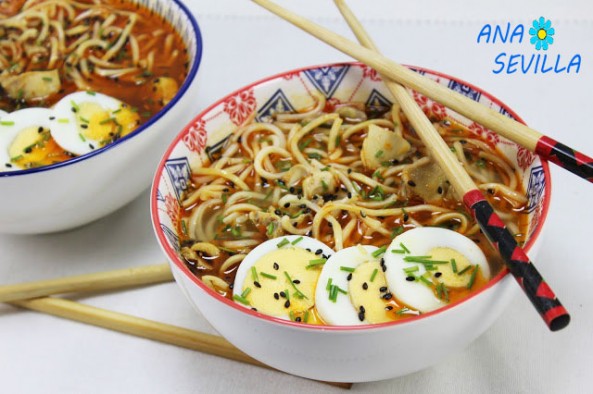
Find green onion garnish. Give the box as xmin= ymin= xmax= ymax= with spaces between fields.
xmin=99 ymin=117 xmax=115 ymax=125
xmin=306 ymin=258 xmax=327 ymax=269
xmin=326 ymin=277 xmax=333 ymax=291
xmin=403 ymin=256 xmax=449 ymax=265
xmin=42 ymin=77 xmax=53 ymax=82
xmin=457 ymin=265 xmax=473 ymax=276
xmin=329 ymin=284 xmax=338 ymax=302
xmin=291 ymin=236 xmax=303 ymax=245
xmin=337 ymin=286 xmax=347 ymax=295
xmin=334 ymin=135 xmax=341 ymax=146
xmin=403 ymin=266 xmax=419 ymax=274
xmin=260 ymin=272 xmax=277 ymax=280
xmin=375 ymin=150 xmax=384 ymax=158
xmin=0 ymin=121 xmax=14 ymax=126
xmin=276 ymin=238 xmax=290 ymax=248
xmin=371 ymin=246 xmax=387 ymax=258
xmin=10 ymin=155 xmax=23 ymax=161
xmin=395 ymin=307 xmax=410 ymax=315
xmin=307 ymin=152 xmax=322 ymax=160
xmin=112 ymin=108 xmax=122 ymax=114
xmin=451 ymin=258 xmax=458 ymax=273
xmin=340 ymin=266 xmax=355 ymax=273
xmin=289 ymin=311 xmax=295 ymax=321
xmin=390 ymin=226 xmax=403 ymax=239
xmin=86 ymin=91 xmax=96 ymax=96
xmin=241 ymin=288 xmax=251 ymax=298
xmin=321 ymin=179 xmax=328 ymax=191
xmin=400 ymin=242 xmax=410 ymax=254
xmin=70 ymin=100 xmax=80 ymax=112
xmin=266 ymin=222 xmax=275 ymax=237
xmin=370 ymin=268 xmax=378 ymax=282
xmin=78 ymin=133 xmax=86 ymax=142
xmin=418 ymin=275 xmax=432 ymax=286
xmin=251 ymin=266 xmax=259 ymax=282
xmin=230 ymin=226 xmax=242 ymax=238
xmin=284 ymin=288 xmax=290 ymax=301
xmin=284 ymin=271 xmax=308 ymax=299
xmin=233 ymin=294 xmax=250 ymax=305
xmin=303 ymin=311 xmax=309 ymax=323
xmin=181 ymin=220 xmax=187 ymax=236
xmin=391 ymin=249 xmax=406 ymax=254
xmin=58 ymin=118 xmax=69 ymax=123
xmin=467 ymin=265 xmax=479 ymax=289
xmin=79 ymin=116 xmax=90 ymax=123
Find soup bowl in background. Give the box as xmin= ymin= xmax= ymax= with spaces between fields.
xmin=0 ymin=0 xmax=203 ymax=234
xmin=151 ymin=62 xmax=550 ymax=382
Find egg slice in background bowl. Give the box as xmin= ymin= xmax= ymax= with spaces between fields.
xmin=50 ymin=91 xmax=140 ymax=156
xmin=384 ymin=227 xmax=490 ymax=313
xmin=232 ymin=235 xmax=333 ymax=322
xmin=0 ymin=108 xmax=72 ymax=171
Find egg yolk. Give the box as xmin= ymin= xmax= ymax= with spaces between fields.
xmin=240 ymin=248 xmax=322 ymax=322
xmin=8 ymin=126 xmax=71 ymax=168
xmin=348 ymin=260 xmax=392 ymax=324
xmin=76 ymin=102 xmax=140 ymax=145
xmin=427 ymin=247 xmax=474 ymax=288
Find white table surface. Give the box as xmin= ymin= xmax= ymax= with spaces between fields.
xmin=2 ymin=1 xmax=593 ymax=393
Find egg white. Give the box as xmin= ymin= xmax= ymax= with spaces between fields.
xmin=315 ymin=245 xmax=379 ymax=325
xmin=232 ymin=235 xmax=334 ymax=319
xmin=50 ymin=91 xmax=122 ymax=155
xmin=383 ymin=227 xmax=489 ymax=313
xmin=0 ymin=108 xmax=53 ymax=171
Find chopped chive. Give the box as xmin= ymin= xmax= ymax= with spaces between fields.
xmin=326 ymin=277 xmax=333 ymax=291
xmin=306 ymin=258 xmax=327 ymax=269
xmin=99 ymin=117 xmax=114 ymax=125
xmin=112 ymin=108 xmax=122 ymax=114
xmin=86 ymin=90 xmax=96 ymax=96
xmin=233 ymin=294 xmax=250 ymax=305
xmin=307 ymin=152 xmax=322 ymax=160
xmin=289 ymin=311 xmax=295 ymax=321
xmin=78 ymin=133 xmax=86 ymax=142
xmin=451 ymin=258 xmax=458 ymax=273
xmin=42 ymin=77 xmax=53 ymax=82
xmin=457 ymin=265 xmax=473 ymax=276
xmin=291 ymin=236 xmax=303 ymax=245
xmin=0 ymin=120 xmax=15 ymax=126
xmin=391 ymin=249 xmax=406 ymax=254
xmin=260 ymin=272 xmax=277 ymax=280
xmin=336 ymin=286 xmax=347 ymax=295
xmin=400 ymin=242 xmax=410 ymax=254
xmin=334 ymin=135 xmax=341 ymax=146
xmin=70 ymin=100 xmax=80 ymax=112
xmin=403 ymin=266 xmax=419 ymax=274
xmin=476 ymin=158 xmax=486 ymax=168
xmin=181 ymin=220 xmax=187 ymax=236
xmin=390 ymin=226 xmax=404 ymax=239
xmin=303 ymin=310 xmax=309 ymax=323
xmin=403 ymin=256 xmax=449 ymax=265
xmin=370 ymin=268 xmax=378 ymax=282
xmin=10 ymin=155 xmax=23 ymax=161
xmin=371 ymin=246 xmax=387 ymax=258
xmin=230 ymin=226 xmax=242 ymax=238
xmin=284 ymin=271 xmax=308 ymax=299
xmin=321 ymin=179 xmax=328 ymax=191
xmin=266 ymin=222 xmax=275 ymax=237
xmin=251 ymin=266 xmax=259 ymax=282
xmin=276 ymin=238 xmax=290 ymax=248
xmin=375 ymin=150 xmax=384 ymax=158
xmin=395 ymin=307 xmax=410 ymax=315
xmin=329 ymin=284 xmax=338 ymax=302
xmin=467 ymin=265 xmax=479 ymax=289
xmin=241 ymin=287 xmax=251 ymax=298
xmin=79 ymin=116 xmax=90 ymax=123
xmin=58 ymin=118 xmax=69 ymax=123
xmin=284 ymin=288 xmax=290 ymax=301
xmin=340 ymin=266 xmax=355 ymax=273
xmin=418 ymin=275 xmax=432 ymax=286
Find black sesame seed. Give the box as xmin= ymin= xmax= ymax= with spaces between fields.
xmin=49 ymin=116 xmax=55 ymax=120
xmin=38 ymin=127 xmax=43 ymax=133
xmin=229 ymin=283 xmax=234 ymax=290
xmin=284 ymin=300 xmax=290 ymax=308
xmin=347 ymin=168 xmax=352 ymax=174
xmin=437 ymin=186 xmax=443 ymax=194
xmin=315 ymin=249 xmax=323 ymax=255
xmin=358 ymin=311 xmax=365 ymax=321
xmin=435 ymin=272 xmax=442 ymax=278
xmin=406 ymin=276 xmax=415 ymax=282
xmin=89 ymin=144 xmax=95 ymax=149
xmin=274 ymin=293 xmax=280 ymax=300
xmin=380 ymin=258 xmax=385 ymax=266
xmin=71 ymin=107 xmax=77 ymax=113
xmin=279 ymin=291 xmax=286 ymax=298
xmin=289 ymin=186 xmax=295 ymax=193
xmin=295 ymin=317 xmax=301 ymax=322
xmin=273 ymin=262 xmax=279 ymax=270
xmin=254 ymin=281 xmax=261 ymax=288
xmin=274 ymin=209 xmax=282 ymax=216
xmin=407 ymin=180 xmax=416 ymax=187
xmin=24 ymin=147 xmax=32 ymax=154
xmin=385 ymin=306 xmax=394 ymax=311
xmin=284 ymin=202 xmax=290 ymax=208
xmin=488 ymin=188 xmax=494 ymax=195
xmin=347 ymin=273 xmax=352 ymax=281
xmin=362 ymin=282 xmax=368 ymax=290
xmin=359 ymin=305 xmax=365 ymax=313
xmin=383 ymin=293 xmax=393 ymax=300
xmin=347 ymin=192 xmax=352 ymax=199
xmin=306 ymin=230 xmax=313 ymax=237
xmin=5 ymin=163 xmax=12 ymax=168
xmin=382 ymin=265 xmax=387 ymax=272
xmin=328 ymin=222 xmax=333 ymax=228
xmin=403 ymin=213 xmax=409 ymax=222
xmin=251 ymin=307 xmax=257 ymax=311
xmin=293 ymin=279 xmax=300 ymax=284
xmin=81 ymin=124 xmax=88 ymax=129
xmin=305 ymin=248 xmax=311 ymax=252
xmin=379 ymin=286 xmax=388 ymax=292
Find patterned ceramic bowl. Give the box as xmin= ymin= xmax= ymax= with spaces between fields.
xmin=0 ymin=0 xmax=202 ymax=234
xmin=151 ymin=62 xmax=550 ymax=382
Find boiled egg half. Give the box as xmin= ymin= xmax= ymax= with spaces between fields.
xmin=232 ymin=235 xmax=334 ymax=323
xmin=49 ymin=91 xmax=140 ymax=155
xmin=383 ymin=227 xmax=490 ymax=313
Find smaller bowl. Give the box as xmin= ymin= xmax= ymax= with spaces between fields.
xmin=152 ymin=62 xmax=551 ymax=382
xmin=0 ymin=0 xmax=202 ymax=235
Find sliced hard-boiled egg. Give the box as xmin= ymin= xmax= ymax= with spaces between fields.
xmin=50 ymin=91 xmax=140 ymax=155
xmin=315 ymin=245 xmax=396 ymax=325
xmin=383 ymin=227 xmax=490 ymax=313
xmin=232 ymin=235 xmax=334 ymax=322
xmin=0 ymin=108 xmax=71 ymax=171
xmin=0 ymin=110 xmax=7 ymax=118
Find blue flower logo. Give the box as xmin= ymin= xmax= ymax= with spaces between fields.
xmin=529 ymin=17 xmax=555 ymax=50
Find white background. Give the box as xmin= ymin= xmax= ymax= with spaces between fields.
xmin=1 ymin=1 xmax=593 ymax=393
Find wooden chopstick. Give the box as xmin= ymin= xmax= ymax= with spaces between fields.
xmin=8 ymin=297 xmax=352 ymax=390
xmin=253 ymin=0 xmax=570 ymax=331
xmin=0 ymin=263 xmax=173 ymax=303
xmin=251 ymin=0 xmax=593 ymax=183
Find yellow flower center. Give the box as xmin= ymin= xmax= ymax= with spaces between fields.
xmin=537 ymin=28 xmax=547 ymax=40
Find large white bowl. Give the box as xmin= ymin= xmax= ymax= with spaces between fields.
xmin=0 ymin=0 xmax=203 ymax=234
xmin=151 ymin=63 xmax=551 ymax=382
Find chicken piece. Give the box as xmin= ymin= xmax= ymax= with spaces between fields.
xmin=0 ymin=70 xmax=61 ymax=101
xmin=0 ymin=0 xmax=25 ymax=17
xmin=302 ymin=171 xmax=337 ymax=199
xmin=361 ymin=124 xmax=411 ymax=170
xmin=249 ymin=211 xmax=283 ymax=238
xmin=403 ymin=159 xmax=451 ymax=204
xmin=151 ymin=76 xmax=179 ymax=106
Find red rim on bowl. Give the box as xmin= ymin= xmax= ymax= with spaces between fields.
xmin=151 ymin=62 xmax=551 ymax=332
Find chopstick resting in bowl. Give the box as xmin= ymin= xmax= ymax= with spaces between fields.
xmin=252 ymin=0 xmax=593 ymax=184
xmin=252 ymin=0 xmax=570 ymax=331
